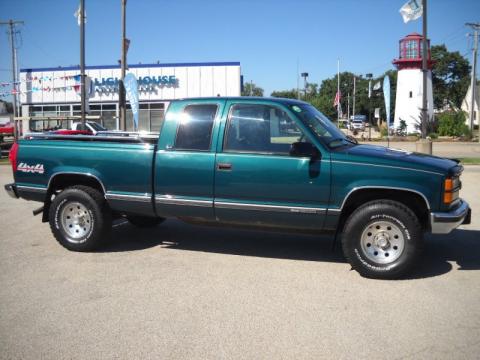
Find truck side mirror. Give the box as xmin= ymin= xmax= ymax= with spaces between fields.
xmin=289 ymin=142 xmax=320 ymax=159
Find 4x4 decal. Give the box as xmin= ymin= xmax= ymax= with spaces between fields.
xmin=17 ymin=163 xmax=45 ymax=174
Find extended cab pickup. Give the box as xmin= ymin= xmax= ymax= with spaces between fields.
xmin=4 ymin=97 xmax=471 ymax=279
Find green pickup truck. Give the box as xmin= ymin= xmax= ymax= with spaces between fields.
xmin=4 ymin=97 xmax=471 ymax=279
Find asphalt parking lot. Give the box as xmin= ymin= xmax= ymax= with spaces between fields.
xmin=1 ymin=165 xmax=479 ymax=359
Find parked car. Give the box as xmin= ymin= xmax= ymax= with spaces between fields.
xmin=49 ymin=121 xmax=107 ymax=136
xmin=4 ymin=97 xmax=471 ymax=279
xmin=0 ymin=122 xmax=14 ymax=136
xmin=349 ymin=119 xmax=366 ymax=131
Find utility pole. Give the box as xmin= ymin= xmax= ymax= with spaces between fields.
xmin=0 ymin=19 xmax=24 ymax=139
xmin=119 ymin=0 xmax=127 ymax=131
xmin=79 ymin=0 xmax=87 ymax=125
xmin=466 ymin=22 xmax=479 ymax=140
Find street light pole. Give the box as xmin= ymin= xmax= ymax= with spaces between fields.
xmin=421 ymin=0 xmax=428 ymax=139
xmin=301 ymin=72 xmax=308 ymax=100
xmin=119 ymin=0 xmax=127 ymax=131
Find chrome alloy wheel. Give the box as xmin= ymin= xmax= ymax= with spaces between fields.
xmin=60 ymin=201 xmax=92 ymax=243
xmin=360 ymin=220 xmax=405 ymax=264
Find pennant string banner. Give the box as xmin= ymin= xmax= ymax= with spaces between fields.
xmin=0 ymin=83 xmax=84 ymax=98
xmin=0 ymin=74 xmax=81 ymax=87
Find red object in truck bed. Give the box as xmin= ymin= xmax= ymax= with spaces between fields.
xmin=52 ymin=129 xmax=91 ymax=135
xmin=0 ymin=125 xmax=14 ymax=134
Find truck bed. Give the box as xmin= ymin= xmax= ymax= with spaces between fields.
xmin=15 ymin=134 xmax=157 ymax=216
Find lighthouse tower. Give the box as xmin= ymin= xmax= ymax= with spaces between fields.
xmin=392 ymin=33 xmax=434 ymax=133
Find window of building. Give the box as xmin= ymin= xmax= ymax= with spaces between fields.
xmin=409 ymin=91 xmax=413 ymax=98
xmin=223 ymin=104 xmax=304 ymax=155
xmin=405 ymin=40 xmax=418 ymax=59
xmin=150 ymin=109 xmax=164 ymax=133
xmin=174 ymin=104 xmax=217 ymax=151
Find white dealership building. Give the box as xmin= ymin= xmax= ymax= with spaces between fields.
xmin=19 ymin=61 xmax=241 ymax=132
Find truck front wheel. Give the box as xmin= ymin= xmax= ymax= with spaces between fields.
xmin=341 ymin=200 xmax=423 ymax=279
xmin=49 ymin=185 xmax=112 ymax=251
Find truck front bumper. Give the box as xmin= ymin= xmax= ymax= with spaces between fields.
xmin=4 ymin=183 xmax=19 ymax=199
xmin=430 ymin=200 xmax=471 ymax=234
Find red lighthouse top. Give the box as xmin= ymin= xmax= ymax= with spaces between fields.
xmin=392 ymin=33 xmax=434 ymax=70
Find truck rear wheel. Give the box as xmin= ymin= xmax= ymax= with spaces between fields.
xmin=49 ymin=185 xmax=111 ymax=251
xmin=341 ymin=200 xmax=423 ymax=279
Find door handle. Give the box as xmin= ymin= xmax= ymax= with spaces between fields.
xmin=217 ymin=163 xmax=232 ymax=171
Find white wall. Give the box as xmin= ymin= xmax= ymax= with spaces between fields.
xmin=393 ymin=68 xmax=433 ymax=133
xmin=19 ymin=63 xmax=241 ymax=105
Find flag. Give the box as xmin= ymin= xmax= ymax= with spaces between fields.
xmin=373 ymin=81 xmax=382 ymax=91
xmin=74 ymin=4 xmax=87 ymax=26
xmin=333 ymin=90 xmax=341 ymax=107
xmin=124 ymin=73 xmax=139 ymax=131
xmin=383 ymin=76 xmax=391 ymax=127
xmin=399 ymin=0 xmax=423 ymax=23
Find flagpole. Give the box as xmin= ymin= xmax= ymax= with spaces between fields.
xmin=337 ymin=59 xmax=340 ymax=126
xmin=296 ymin=58 xmax=300 ymax=100
xmin=353 ymin=76 xmax=356 ymax=120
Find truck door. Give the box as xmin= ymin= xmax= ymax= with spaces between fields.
xmin=214 ymin=101 xmax=331 ymax=230
xmin=154 ymin=100 xmax=224 ymax=220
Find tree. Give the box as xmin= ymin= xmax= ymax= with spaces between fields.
xmin=242 ymin=82 xmax=264 ymax=97
xmin=431 ymin=44 xmax=470 ymax=110
xmin=271 ymin=89 xmax=298 ymax=99
xmin=437 ymin=111 xmax=470 ymax=137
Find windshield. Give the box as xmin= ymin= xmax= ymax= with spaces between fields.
xmin=290 ymin=104 xmax=354 ymax=148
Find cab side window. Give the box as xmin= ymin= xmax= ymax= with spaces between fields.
xmin=174 ymin=104 xmax=218 ymax=151
xmin=223 ymin=104 xmax=304 ymax=155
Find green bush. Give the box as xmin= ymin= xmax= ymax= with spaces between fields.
xmin=428 ymin=132 xmax=438 ymax=139
xmin=437 ymin=111 xmax=470 ymax=137
xmin=380 ymin=127 xmax=388 ymax=137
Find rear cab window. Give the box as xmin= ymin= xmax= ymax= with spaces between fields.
xmin=174 ymin=104 xmax=218 ymax=151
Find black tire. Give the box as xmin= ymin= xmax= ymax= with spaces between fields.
xmin=341 ymin=200 xmax=423 ymax=279
xmin=49 ymin=185 xmax=112 ymax=251
xmin=126 ymin=215 xmax=165 ymax=228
